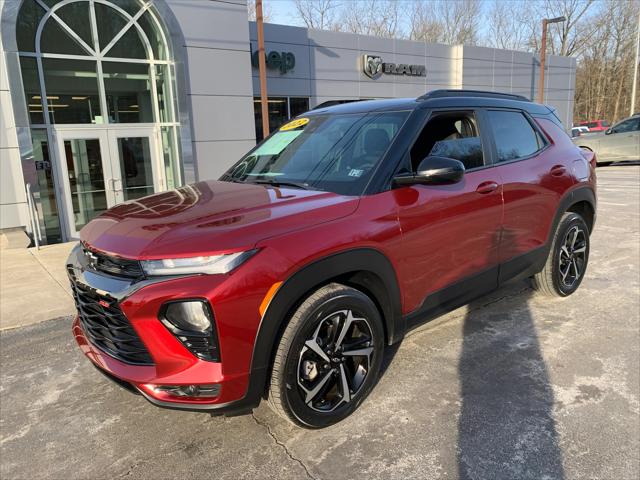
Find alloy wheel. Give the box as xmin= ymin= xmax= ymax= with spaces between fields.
xmin=296 ymin=309 xmax=374 ymax=412
xmin=558 ymin=225 xmax=587 ymax=288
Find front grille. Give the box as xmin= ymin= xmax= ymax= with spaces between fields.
xmin=82 ymin=244 xmax=144 ymax=279
xmin=70 ymin=278 xmax=154 ymax=365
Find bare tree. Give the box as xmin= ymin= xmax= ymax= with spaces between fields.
xmin=527 ymin=0 xmax=597 ymax=56
xmin=341 ymin=0 xmax=403 ymax=38
xmin=484 ymin=0 xmax=538 ymax=51
xmin=293 ymin=0 xmax=341 ymax=30
xmin=409 ymin=0 xmax=481 ymax=45
xmin=574 ymin=0 xmax=640 ymax=123
xmin=247 ymin=0 xmax=273 ymax=22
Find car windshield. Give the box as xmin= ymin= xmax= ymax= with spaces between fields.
xmin=222 ymin=111 xmax=409 ymax=195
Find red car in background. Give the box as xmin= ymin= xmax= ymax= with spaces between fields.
xmin=579 ymin=119 xmax=610 ymax=132
xmin=68 ymin=90 xmax=597 ymax=428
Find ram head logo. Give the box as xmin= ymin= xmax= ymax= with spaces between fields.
xmin=363 ymin=54 xmax=383 ymax=79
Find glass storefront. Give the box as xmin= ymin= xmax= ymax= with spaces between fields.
xmin=253 ymin=96 xmax=310 ymax=140
xmin=15 ymin=0 xmax=182 ymax=243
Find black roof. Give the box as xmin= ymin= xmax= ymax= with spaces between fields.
xmin=307 ymin=89 xmax=552 ymax=116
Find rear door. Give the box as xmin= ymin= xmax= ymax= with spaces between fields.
xmin=486 ymin=109 xmax=577 ymax=281
xmin=392 ymin=109 xmax=503 ymax=317
xmin=599 ymin=117 xmax=640 ymax=161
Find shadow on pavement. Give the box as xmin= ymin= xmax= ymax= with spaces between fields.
xmin=456 ymin=287 xmax=565 ymax=479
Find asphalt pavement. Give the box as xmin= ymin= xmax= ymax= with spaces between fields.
xmin=1 ymin=165 xmax=639 ymax=480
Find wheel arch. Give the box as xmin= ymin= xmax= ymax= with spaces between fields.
xmin=549 ymin=186 xmax=596 ymax=244
xmin=249 ymin=248 xmax=403 ymax=396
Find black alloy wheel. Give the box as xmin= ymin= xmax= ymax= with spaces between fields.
xmin=268 ymin=283 xmax=384 ymax=428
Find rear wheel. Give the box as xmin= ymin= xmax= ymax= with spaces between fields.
xmin=532 ymin=212 xmax=590 ymax=296
xmin=268 ymin=283 xmax=384 ymax=428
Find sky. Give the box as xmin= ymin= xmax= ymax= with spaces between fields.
xmin=260 ymin=0 xmax=495 ymax=40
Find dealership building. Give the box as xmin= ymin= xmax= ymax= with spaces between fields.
xmin=0 ymin=0 xmax=576 ymax=245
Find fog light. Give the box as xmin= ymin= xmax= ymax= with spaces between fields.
xmin=159 ymin=300 xmax=220 ymax=362
xmin=153 ymin=384 xmax=221 ymax=399
xmin=163 ymin=301 xmax=211 ymax=332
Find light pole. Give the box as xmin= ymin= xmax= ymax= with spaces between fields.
xmin=538 ymin=16 xmax=566 ymax=104
xmin=256 ymin=0 xmax=269 ymax=138
xmin=630 ymin=8 xmax=639 ymax=116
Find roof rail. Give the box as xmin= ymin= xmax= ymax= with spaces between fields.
xmin=418 ymin=89 xmax=531 ymax=102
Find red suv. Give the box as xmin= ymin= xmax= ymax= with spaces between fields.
xmin=579 ymin=119 xmax=610 ymax=132
xmin=68 ymin=90 xmax=596 ymax=428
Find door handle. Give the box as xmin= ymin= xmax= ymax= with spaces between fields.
xmin=550 ymin=165 xmax=566 ymax=177
xmin=476 ymin=181 xmax=499 ymax=194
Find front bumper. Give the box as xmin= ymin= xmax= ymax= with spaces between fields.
xmin=67 ymin=243 xmax=267 ymax=413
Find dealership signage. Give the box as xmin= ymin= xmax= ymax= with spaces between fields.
xmin=251 ymin=50 xmax=296 ymax=74
xmin=362 ymin=54 xmax=426 ymax=79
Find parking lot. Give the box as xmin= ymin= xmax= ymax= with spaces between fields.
xmin=1 ymin=165 xmax=638 ymax=480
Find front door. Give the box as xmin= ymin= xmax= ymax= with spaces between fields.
xmin=54 ymin=127 xmax=162 ymax=239
xmin=393 ymin=109 xmax=503 ymax=318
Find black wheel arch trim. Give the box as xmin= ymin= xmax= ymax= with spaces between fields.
xmin=550 ymin=186 xmax=596 ymax=241
xmin=248 ymin=248 xmax=403 ymax=397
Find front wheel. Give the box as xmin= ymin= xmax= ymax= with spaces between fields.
xmin=532 ymin=212 xmax=590 ymax=296
xmin=268 ymin=283 xmax=384 ymax=428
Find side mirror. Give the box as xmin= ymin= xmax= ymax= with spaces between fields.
xmin=605 ymin=128 xmax=613 ymax=135
xmin=393 ymin=156 xmax=465 ymax=187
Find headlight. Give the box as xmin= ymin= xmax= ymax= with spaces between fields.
xmin=141 ymin=250 xmax=256 ymax=276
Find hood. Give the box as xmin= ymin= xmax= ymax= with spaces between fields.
xmin=81 ymin=180 xmax=358 ymax=259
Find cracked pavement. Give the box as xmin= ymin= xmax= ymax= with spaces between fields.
xmin=1 ymin=165 xmax=639 ymax=479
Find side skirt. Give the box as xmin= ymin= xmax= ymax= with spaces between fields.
xmin=402 ymin=246 xmax=548 ymax=333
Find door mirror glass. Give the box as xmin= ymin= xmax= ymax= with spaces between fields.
xmin=393 ymin=156 xmax=465 ymax=187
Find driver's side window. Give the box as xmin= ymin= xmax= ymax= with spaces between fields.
xmin=410 ymin=111 xmax=484 ymax=171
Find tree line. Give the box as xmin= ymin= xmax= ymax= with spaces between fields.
xmin=249 ymin=0 xmax=640 ymax=125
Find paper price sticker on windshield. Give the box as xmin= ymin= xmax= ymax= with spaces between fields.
xmin=280 ymin=118 xmax=309 ymax=131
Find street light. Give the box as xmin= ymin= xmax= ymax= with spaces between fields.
xmin=538 ymin=16 xmax=566 ymax=104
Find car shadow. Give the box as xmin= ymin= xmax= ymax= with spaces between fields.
xmin=456 ymin=286 xmax=565 ymax=479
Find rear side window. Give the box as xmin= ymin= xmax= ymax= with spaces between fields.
xmin=487 ymin=110 xmax=543 ymax=162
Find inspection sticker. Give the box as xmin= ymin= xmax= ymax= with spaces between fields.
xmin=280 ymin=117 xmax=309 ymax=131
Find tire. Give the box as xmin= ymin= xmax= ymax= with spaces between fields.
xmin=532 ymin=212 xmax=590 ymax=297
xmin=267 ymin=283 xmax=384 ymax=428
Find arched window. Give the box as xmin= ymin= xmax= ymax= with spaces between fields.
xmin=17 ymin=0 xmax=177 ymax=126
xmin=13 ymin=0 xmax=183 ymax=242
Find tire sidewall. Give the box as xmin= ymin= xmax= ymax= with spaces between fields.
xmin=551 ymin=213 xmax=590 ymax=296
xmin=281 ymin=290 xmax=384 ymax=428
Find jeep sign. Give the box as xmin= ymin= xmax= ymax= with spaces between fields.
xmin=362 ymin=54 xmax=426 ymax=79
xmin=251 ymin=50 xmax=296 ymax=74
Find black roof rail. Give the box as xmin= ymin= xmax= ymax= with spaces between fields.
xmin=418 ymin=89 xmax=531 ymax=102
xmin=312 ymin=99 xmax=364 ymax=110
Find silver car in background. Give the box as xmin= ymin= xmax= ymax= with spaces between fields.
xmin=573 ymin=114 xmax=640 ymax=165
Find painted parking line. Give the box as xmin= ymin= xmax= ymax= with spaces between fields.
xmin=599 ymin=202 xmax=630 ymax=206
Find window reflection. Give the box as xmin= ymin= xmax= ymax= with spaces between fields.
xmin=42 ymin=58 xmax=102 ymax=124
xmin=20 ymin=57 xmax=44 ymax=124
xmin=254 ymin=97 xmax=310 ymax=140
xmin=103 ymin=62 xmax=153 ymax=123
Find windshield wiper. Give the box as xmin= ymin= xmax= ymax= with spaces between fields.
xmin=248 ymin=179 xmax=314 ymax=190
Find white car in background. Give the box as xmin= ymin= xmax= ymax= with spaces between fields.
xmin=571 ymin=126 xmax=590 ymax=137
xmin=573 ymin=114 xmax=640 ymax=165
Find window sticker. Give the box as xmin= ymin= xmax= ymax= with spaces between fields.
xmin=252 ymin=130 xmax=303 ymax=156
xmin=280 ymin=117 xmax=309 ymax=131
xmin=348 ymin=169 xmax=364 ymax=177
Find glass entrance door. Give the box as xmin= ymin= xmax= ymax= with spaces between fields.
xmin=54 ymin=127 xmax=163 ymax=239
xmin=107 ymin=127 xmax=162 ymax=204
